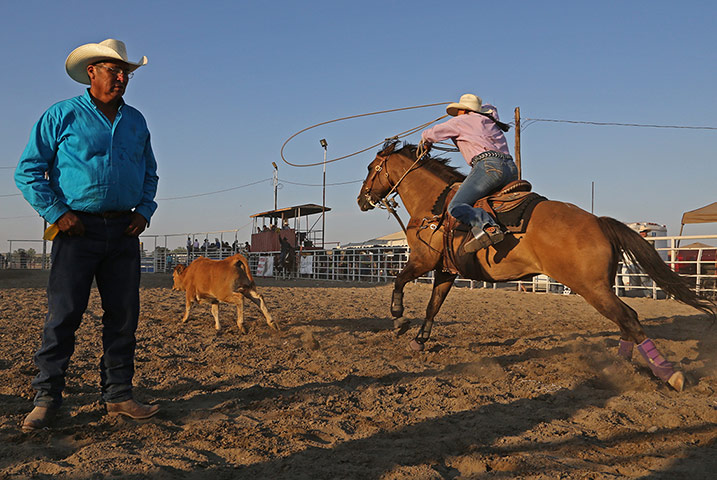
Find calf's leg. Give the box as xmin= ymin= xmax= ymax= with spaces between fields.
xmin=235 ymin=297 xmax=248 ymax=334
xmin=181 ymin=294 xmax=193 ymax=323
xmin=211 ymin=301 xmax=221 ymax=330
xmin=243 ymin=289 xmax=278 ymax=331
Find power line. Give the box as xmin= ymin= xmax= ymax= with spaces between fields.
xmin=157 ymin=178 xmax=272 ymax=201
xmin=282 ymin=179 xmax=364 ymax=187
xmin=524 ymin=118 xmax=717 ymax=130
xmin=0 ymin=176 xmax=364 ymax=204
xmin=3 ymin=179 xmax=273 ymax=201
xmin=0 ymin=214 xmax=38 ymax=220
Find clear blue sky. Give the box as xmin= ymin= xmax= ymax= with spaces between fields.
xmin=2 ymin=0 xmax=716 ymax=251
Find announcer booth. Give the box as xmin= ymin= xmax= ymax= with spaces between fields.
xmin=249 ymin=203 xmax=331 ymax=252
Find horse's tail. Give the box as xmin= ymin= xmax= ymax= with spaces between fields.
xmin=597 ymin=216 xmax=717 ymax=320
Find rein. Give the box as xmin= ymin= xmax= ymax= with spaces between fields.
xmin=364 ymin=145 xmax=430 ymax=235
xmin=384 ymin=148 xmax=428 ymax=200
xmin=381 ymin=197 xmax=408 ymax=235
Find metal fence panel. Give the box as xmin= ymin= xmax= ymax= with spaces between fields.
xmin=5 ymin=233 xmax=716 ymax=299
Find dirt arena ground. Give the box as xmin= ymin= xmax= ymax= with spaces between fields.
xmin=1 ymin=269 xmax=716 ymax=479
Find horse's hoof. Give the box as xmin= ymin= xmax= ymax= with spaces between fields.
xmin=394 ymin=317 xmax=410 ymax=336
xmin=408 ymin=339 xmax=425 ymax=352
xmin=667 ymin=371 xmax=685 ymax=392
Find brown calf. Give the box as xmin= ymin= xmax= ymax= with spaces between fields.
xmin=172 ymin=254 xmax=278 ymax=333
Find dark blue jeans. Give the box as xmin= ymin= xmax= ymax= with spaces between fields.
xmin=448 ymin=152 xmax=518 ymax=229
xmin=32 ymin=213 xmax=140 ymax=407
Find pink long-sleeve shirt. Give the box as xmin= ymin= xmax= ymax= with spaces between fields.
xmin=421 ymin=106 xmax=510 ymax=165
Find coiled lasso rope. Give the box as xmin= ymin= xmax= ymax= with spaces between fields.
xmin=279 ymin=102 xmax=452 ymax=168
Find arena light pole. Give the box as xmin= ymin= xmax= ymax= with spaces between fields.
xmin=319 ymin=138 xmax=328 ymax=249
xmin=272 ymin=161 xmax=278 ymax=212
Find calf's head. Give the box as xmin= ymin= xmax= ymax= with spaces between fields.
xmin=172 ymin=264 xmax=187 ymax=291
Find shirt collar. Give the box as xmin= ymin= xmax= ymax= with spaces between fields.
xmin=82 ymin=88 xmax=125 ymax=111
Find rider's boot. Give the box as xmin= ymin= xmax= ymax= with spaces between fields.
xmin=464 ymin=225 xmax=505 ymax=253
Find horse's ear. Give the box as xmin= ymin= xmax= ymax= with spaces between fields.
xmin=379 ymin=137 xmax=400 ymax=156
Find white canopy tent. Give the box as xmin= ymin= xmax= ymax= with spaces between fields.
xmin=679 ymin=202 xmax=717 ymax=236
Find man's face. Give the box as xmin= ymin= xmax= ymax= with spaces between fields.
xmin=87 ymin=60 xmax=131 ymax=101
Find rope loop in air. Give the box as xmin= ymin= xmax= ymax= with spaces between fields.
xmin=280 ymin=102 xmax=451 ymax=167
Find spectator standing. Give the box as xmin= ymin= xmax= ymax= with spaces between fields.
xmin=14 ymin=39 xmax=160 ymax=431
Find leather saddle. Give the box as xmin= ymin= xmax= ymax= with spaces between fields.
xmin=436 ymin=180 xmax=547 ymax=274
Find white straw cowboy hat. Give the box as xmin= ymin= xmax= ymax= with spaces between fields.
xmin=446 ymin=93 xmax=491 ymax=117
xmin=65 ymin=39 xmax=147 ymax=85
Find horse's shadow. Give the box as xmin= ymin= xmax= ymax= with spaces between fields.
xmin=221 ymin=376 xmax=713 ymax=479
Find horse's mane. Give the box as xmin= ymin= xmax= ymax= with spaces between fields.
xmin=378 ymin=140 xmax=465 ymax=184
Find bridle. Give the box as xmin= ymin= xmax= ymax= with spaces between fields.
xmin=362 ymin=146 xmax=430 ymax=206
xmin=360 ymin=146 xmax=430 ymax=233
xmin=361 ymin=154 xmax=393 ymax=209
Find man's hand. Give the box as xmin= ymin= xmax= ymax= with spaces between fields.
xmin=419 ymin=139 xmax=432 ymax=153
xmin=125 ymin=212 xmax=148 ymax=236
xmin=56 ymin=211 xmax=85 ymax=236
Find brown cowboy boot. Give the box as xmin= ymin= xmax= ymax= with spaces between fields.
xmin=464 ymin=225 xmax=505 ymax=253
xmin=106 ymin=399 xmax=160 ymax=419
xmin=22 ymin=406 xmax=58 ymax=432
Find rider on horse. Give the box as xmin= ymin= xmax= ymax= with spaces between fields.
xmin=278 ymin=235 xmax=293 ymax=270
xmin=420 ymin=94 xmax=518 ymax=252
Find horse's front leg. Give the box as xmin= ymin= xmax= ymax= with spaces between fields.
xmin=409 ymin=270 xmax=457 ymax=351
xmin=391 ymin=259 xmax=431 ymax=335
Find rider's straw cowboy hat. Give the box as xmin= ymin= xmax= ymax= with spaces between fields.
xmin=446 ymin=93 xmax=492 ymax=117
xmin=65 ymin=39 xmax=147 ymax=85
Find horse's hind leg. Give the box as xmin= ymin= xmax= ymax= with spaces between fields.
xmin=409 ymin=270 xmax=458 ymax=352
xmin=578 ymin=286 xmax=685 ymax=391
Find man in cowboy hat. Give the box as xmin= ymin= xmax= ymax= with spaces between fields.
xmin=420 ymin=93 xmax=518 ymax=252
xmin=15 ymin=39 xmax=160 ymax=431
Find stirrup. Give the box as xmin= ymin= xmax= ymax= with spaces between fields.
xmin=464 ymin=225 xmax=504 ymax=253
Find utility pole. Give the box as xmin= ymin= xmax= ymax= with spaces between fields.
xmin=514 ymin=107 xmax=521 ymax=179
xmin=271 ymin=162 xmax=278 ymax=212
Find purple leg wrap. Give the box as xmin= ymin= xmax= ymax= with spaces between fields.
xmin=617 ymin=339 xmax=634 ymax=360
xmin=637 ymin=338 xmax=676 ymax=382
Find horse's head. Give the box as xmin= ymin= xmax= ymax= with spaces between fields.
xmin=357 ymin=139 xmax=402 ymax=211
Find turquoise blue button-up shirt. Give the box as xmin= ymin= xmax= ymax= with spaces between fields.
xmin=15 ymin=90 xmax=159 ymax=224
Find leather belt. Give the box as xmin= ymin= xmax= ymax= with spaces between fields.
xmin=76 ymin=210 xmax=133 ymax=219
xmin=470 ymin=150 xmax=513 ymax=167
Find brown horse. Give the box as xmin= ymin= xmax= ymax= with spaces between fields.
xmin=357 ymin=141 xmax=716 ymax=391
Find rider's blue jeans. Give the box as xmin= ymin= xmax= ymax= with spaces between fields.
xmin=31 ymin=213 xmax=141 ymax=408
xmin=448 ymin=152 xmax=518 ymax=230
